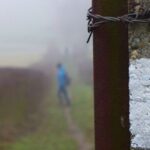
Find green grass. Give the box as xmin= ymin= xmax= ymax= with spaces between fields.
xmin=0 ymin=81 xmax=94 ymax=150
xmin=1 ymin=91 xmax=77 ymax=150
xmin=70 ymin=84 xmax=95 ymax=149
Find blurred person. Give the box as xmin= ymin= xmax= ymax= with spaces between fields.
xmin=56 ymin=63 xmax=71 ymax=106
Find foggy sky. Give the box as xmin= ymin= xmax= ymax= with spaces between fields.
xmin=0 ymin=0 xmax=91 ymax=67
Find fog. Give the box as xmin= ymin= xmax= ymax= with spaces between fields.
xmin=0 ymin=0 xmax=91 ymax=67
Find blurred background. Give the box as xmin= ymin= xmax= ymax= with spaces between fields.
xmin=0 ymin=0 xmax=94 ymax=150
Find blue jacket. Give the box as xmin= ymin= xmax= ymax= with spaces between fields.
xmin=57 ymin=66 xmax=68 ymax=88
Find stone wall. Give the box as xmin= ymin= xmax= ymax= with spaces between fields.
xmin=129 ymin=0 xmax=150 ymax=59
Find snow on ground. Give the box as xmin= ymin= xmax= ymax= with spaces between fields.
xmin=130 ymin=58 xmax=150 ymax=148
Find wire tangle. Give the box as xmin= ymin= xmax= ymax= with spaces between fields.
xmin=87 ymin=7 xmax=150 ymax=43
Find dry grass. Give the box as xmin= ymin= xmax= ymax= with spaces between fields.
xmin=0 ymin=68 xmax=50 ymax=142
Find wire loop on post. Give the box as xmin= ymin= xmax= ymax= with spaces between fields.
xmin=87 ymin=7 xmax=150 ymax=43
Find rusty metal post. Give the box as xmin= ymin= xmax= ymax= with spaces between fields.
xmin=93 ymin=0 xmax=131 ymax=150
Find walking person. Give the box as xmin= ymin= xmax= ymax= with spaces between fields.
xmin=56 ymin=63 xmax=71 ymax=106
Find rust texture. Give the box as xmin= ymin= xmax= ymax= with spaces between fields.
xmin=93 ymin=0 xmax=131 ymax=149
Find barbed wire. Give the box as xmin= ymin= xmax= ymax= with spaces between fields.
xmin=87 ymin=7 xmax=150 ymax=43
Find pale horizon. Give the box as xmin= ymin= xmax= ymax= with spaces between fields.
xmin=0 ymin=0 xmax=91 ymax=67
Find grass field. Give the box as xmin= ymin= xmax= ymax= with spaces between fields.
xmin=70 ymin=84 xmax=94 ymax=147
xmin=0 ymin=68 xmax=94 ymax=150
xmin=3 ymin=98 xmax=77 ymax=150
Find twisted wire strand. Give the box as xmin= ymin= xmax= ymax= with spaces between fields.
xmin=87 ymin=7 xmax=150 ymax=43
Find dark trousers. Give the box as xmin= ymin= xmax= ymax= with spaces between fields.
xmin=58 ymin=86 xmax=70 ymax=106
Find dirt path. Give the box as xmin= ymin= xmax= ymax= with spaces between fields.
xmin=63 ymin=107 xmax=91 ymax=150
